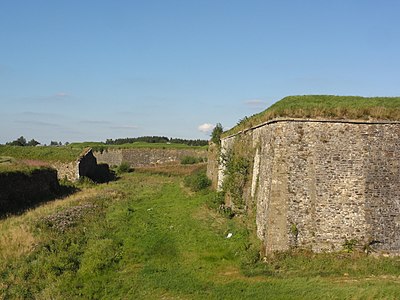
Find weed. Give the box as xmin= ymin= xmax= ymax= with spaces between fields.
xmin=342 ymin=238 xmax=358 ymax=253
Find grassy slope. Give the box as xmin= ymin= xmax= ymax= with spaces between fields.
xmin=224 ymin=95 xmax=400 ymax=136
xmin=0 ymin=146 xmax=83 ymax=163
xmin=1 ymin=168 xmax=400 ymax=299
xmin=0 ymin=142 xmax=207 ymax=165
xmin=69 ymin=141 xmax=208 ymax=150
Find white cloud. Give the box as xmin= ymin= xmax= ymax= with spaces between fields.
xmin=198 ymin=123 xmax=214 ymax=133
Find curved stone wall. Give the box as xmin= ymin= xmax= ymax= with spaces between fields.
xmin=212 ymin=119 xmax=400 ymax=254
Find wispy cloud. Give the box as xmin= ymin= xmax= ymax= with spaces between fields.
xmin=110 ymin=125 xmax=139 ymax=130
xmin=15 ymin=120 xmax=61 ymax=127
xmin=198 ymin=123 xmax=214 ymax=133
xmin=21 ymin=111 xmax=65 ymax=118
xmin=244 ymin=99 xmax=266 ymax=108
xmin=19 ymin=92 xmax=73 ymax=103
xmin=80 ymin=120 xmax=111 ymax=125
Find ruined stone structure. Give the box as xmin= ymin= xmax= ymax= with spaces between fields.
xmin=209 ymin=118 xmax=400 ymax=254
xmin=53 ymin=148 xmax=112 ymax=182
xmin=94 ymin=148 xmax=207 ymax=168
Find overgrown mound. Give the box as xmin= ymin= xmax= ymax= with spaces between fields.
xmin=224 ymin=95 xmax=400 ymax=136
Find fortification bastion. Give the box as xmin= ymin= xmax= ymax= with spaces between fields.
xmin=209 ymin=95 xmax=400 ymax=254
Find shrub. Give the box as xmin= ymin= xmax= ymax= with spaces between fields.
xmin=211 ymin=123 xmax=223 ymax=145
xmin=117 ymin=162 xmax=131 ymax=174
xmin=184 ymin=171 xmax=211 ymax=191
xmin=342 ymin=239 xmax=358 ymax=253
xmin=180 ymin=156 xmax=203 ymax=165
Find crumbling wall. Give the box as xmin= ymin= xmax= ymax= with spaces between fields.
xmin=78 ymin=149 xmax=113 ymax=183
xmin=51 ymin=161 xmax=78 ymax=181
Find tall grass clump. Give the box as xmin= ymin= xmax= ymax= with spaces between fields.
xmin=116 ymin=162 xmax=131 ymax=174
xmin=184 ymin=170 xmax=211 ymax=191
xmin=180 ymin=156 xmax=205 ymax=165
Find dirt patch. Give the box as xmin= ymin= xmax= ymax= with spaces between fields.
xmin=20 ymin=159 xmax=50 ymax=167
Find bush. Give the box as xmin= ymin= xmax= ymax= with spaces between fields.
xmin=184 ymin=171 xmax=211 ymax=191
xmin=180 ymin=156 xmax=204 ymax=165
xmin=117 ymin=162 xmax=131 ymax=174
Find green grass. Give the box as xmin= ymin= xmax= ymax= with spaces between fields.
xmin=0 ymin=145 xmax=83 ymax=163
xmin=69 ymin=141 xmax=208 ymax=150
xmin=224 ymin=95 xmax=400 ymax=136
xmin=1 ymin=168 xmax=400 ymax=299
xmin=0 ymin=155 xmax=50 ymax=174
xmin=0 ymin=142 xmax=207 ymax=165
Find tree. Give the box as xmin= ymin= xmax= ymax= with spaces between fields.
xmin=7 ymin=136 xmax=27 ymax=146
xmin=50 ymin=141 xmax=59 ymax=146
xmin=27 ymin=139 xmax=40 ymax=146
xmin=211 ymin=123 xmax=223 ymax=145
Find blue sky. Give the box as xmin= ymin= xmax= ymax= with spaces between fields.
xmin=1 ymin=0 xmax=400 ymax=144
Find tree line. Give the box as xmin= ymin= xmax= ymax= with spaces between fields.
xmin=4 ymin=135 xmax=211 ymax=147
xmin=4 ymin=136 xmax=66 ymax=146
xmin=105 ymin=136 xmax=208 ymax=146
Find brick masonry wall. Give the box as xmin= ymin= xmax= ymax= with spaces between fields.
xmin=213 ymin=120 xmax=400 ymax=254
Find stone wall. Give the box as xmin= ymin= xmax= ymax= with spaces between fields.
xmin=95 ymin=148 xmax=207 ymax=168
xmin=0 ymin=168 xmax=60 ymax=216
xmin=50 ymin=148 xmax=112 ymax=182
xmin=211 ymin=119 xmax=400 ymax=254
xmin=51 ymin=161 xmax=78 ymax=181
xmin=206 ymin=143 xmax=219 ymax=189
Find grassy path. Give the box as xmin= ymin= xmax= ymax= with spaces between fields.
xmin=1 ymin=171 xmax=400 ymax=299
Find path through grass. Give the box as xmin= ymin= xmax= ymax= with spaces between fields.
xmin=1 ymin=170 xmax=400 ymax=299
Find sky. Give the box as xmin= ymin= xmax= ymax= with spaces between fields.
xmin=1 ymin=0 xmax=400 ymax=144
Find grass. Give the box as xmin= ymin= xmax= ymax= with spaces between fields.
xmin=224 ymin=95 xmax=400 ymax=136
xmin=0 ymin=156 xmax=51 ymax=174
xmin=0 ymin=142 xmax=207 ymax=165
xmin=1 ymin=166 xmax=400 ymax=299
xmin=0 ymin=146 xmax=83 ymax=163
xmin=69 ymin=141 xmax=208 ymax=150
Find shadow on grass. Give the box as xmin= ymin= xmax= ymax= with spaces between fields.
xmin=0 ymin=182 xmax=80 ymax=220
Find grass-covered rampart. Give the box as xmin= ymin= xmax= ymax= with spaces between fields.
xmin=224 ymin=95 xmax=400 ymax=136
xmin=0 ymin=142 xmax=207 ymax=165
xmin=0 ymin=146 xmax=83 ymax=163
xmin=69 ymin=141 xmax=208 ymax=151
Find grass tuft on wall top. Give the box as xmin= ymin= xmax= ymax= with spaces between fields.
xmin=223 ymin=95 xmax=400 ymax=137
